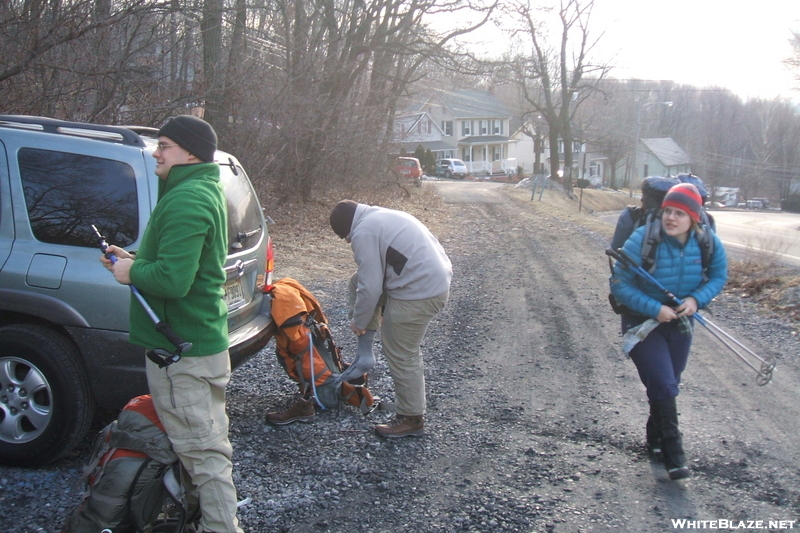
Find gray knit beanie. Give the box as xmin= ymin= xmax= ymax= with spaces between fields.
xmin=157 ymin=115 xmax=217 ymax=162
xmin=330 ymin=200 xmax=358 ymax=239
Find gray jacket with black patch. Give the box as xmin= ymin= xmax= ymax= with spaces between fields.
xmin=348 ymin=204 xmax=452 ymax=329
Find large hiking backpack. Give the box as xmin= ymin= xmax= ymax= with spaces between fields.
xmin=610 ymin=175 xmax=715 ymax=250
xmin=608 ymin=175 xmax=716 ymax=315
xmin=62 ymin=395 xmax=188 ymax=533
xmin=270 ymin=277 xmax=375 ymax=413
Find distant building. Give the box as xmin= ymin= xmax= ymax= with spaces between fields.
xmin=617 ymin=137 xmax=692 ymax=190
xmin=507 ymin=122 xmax=607 ymax=183
xmin=395 ymin=89 xmax=517 ymax=176
xmin=712 ymin=186 xmax=739 ymax=207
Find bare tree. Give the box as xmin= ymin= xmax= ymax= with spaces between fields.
xmin=0 ymin=0 xmax=203 ymax=122
xmin=740 ymin=99 xmax=800 ymax=203
xmin=252 ymin=0 xmax=497 ymax=201
xmin=4 ymin=0 xmax=798 ymax=209
xmin=503 ymin=0 xmax=609 ymax=194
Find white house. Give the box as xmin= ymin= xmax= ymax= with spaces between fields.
xmin=508 ymin=120 xmax=540 ymax=175
xmin=393 ymin=112 xmax=451 ymax=155
xmin=508 ymin=122 xmax=608 ymax=184
xmin=395 ymin=89 xmax=517 ymax=176
xmin=712 ymin=186 xmax=739 ymax=207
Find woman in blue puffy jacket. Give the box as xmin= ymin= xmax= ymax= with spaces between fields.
xmin=610 ymin=183 xmax=727 ymax=480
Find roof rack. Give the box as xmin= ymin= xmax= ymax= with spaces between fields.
xmin=120 ymin=126 xmax=159 ymax=138
xmin=0 ymin=115 xmax=146 ymax=147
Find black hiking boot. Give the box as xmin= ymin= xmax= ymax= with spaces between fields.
xmin=654 ymin=397 xmax=690 ymax=480
xmin=646 ymin=401 xmax=664 ymax=462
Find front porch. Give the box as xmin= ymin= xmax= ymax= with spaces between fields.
xmin=459 ymin=135 xmax=517 ymax=176
xmin=466 ymin=158 xmax=517 ymax=176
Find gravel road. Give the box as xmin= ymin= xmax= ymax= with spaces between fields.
xmin=2 ymin=181 xmax=799 ymax=533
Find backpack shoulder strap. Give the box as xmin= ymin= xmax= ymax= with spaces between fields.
xmin=696 ymin=224 xmax=715 ymax=282
xmin=640 ymin=211 xmax=662 ymax=273
xmin=702 ymin=210 xmax=716 ymax=232
xmin=629 ymin=205 xmax=642 ymax=226
xmin=642 ymin=211 xmax=715 ymax=280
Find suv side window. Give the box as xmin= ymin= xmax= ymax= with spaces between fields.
xmin=19 ymin=148 xmax=138 ymax=248
xmin=219 ymin=162 xmax=263 ymax=251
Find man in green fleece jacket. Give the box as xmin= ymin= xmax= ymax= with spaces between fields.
xmin=101 ymin=115 xmax=244 ymax=533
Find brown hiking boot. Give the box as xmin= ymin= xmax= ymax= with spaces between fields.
xmin=375 ymin=414 xmax=424 ymax=438
xmin=265 ymin=395 xmax=316 ymax=426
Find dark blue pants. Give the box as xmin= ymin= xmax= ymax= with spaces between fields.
xmin=622 ymin=316 xmax=693 ymax=402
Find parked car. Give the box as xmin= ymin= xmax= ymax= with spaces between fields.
xmin=0 ymin=115 xmax=276 ymax=466
xmin=746 ymin=199 xmax=764 ymax=209
xmin=435 ymin=158 xmax=468 ymax=179
xmin=393 ymin=156 xmax=422 ymax=186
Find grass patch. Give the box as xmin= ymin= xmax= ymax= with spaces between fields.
xmin=727 ymin=260 xmax=800 ymax=323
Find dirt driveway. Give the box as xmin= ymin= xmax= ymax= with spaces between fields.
xmin=393 ymin=180 xmax=800 ymax=532
xmin=3 ymin=180 xmax=799 ymax=533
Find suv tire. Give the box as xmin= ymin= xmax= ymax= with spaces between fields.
xmin=445 ymin=170 xmax=453 ymax=179
xmin=0 ymin=325 xmax=95 ymax=467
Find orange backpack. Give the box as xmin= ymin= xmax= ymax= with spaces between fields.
xmin=271 ymin=278 xmax=374 ymax=413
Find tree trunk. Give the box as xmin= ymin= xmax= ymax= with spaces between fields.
xmin=201 ymin=0 xmax=224 ymax=126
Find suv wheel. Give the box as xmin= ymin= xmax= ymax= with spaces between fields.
xmin=0 ymin=325 xmax=95 ymax=467
xmin=445 ymin=170 xmax=453 ymax=179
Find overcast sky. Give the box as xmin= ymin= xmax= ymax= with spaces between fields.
xmin=461 ymin=0 xmax=800 ymax=101
xmin=591 ymin=0 xmax=800 ymax=101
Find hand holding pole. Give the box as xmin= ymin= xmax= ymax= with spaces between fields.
xmin=606 ymin=248 xmax=775 ymax=385
xmin=93 ymin=225 xmax=192 ymax=364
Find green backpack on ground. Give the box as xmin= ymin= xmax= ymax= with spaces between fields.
xmin=62 ymin=394 xmax=189 ymax=533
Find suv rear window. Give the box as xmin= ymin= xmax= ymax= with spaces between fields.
xmin=19 ymin=148 xmax=139 ymax=248
xmin=219 ymin=161 xmax=263 ymax=251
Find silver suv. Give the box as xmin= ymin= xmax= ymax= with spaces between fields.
xmin=0 ymin=116 xmax=275 ymax=466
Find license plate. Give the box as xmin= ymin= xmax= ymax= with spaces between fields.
xmin=223 ymin=278 xmax=245 ymax=308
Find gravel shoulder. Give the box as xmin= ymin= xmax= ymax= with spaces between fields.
xmin=2 ymin=181 xmax=800 ymax=533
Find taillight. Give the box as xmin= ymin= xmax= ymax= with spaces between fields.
xmin=262 ymin=235 xmax=275 ymax=293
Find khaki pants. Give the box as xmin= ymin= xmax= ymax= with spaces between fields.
xmin=147 ymin=351 xmax=244 ymax=533
xmin=349 ymin=274 xmax=448 ymax=416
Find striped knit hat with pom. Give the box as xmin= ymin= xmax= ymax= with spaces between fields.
xmin=662 ymin=183 xmax=703 ymax=223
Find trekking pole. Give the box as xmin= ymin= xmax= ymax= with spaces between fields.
xmin=93 ymin=225 xmax=192 ymax=367
xmin=606 ymin=248 xmax=776 ymax=386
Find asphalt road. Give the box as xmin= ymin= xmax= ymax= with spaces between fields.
xmin=711 ymin=210 xmax=800 ymax=268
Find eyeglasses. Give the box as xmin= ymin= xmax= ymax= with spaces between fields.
xmin=156 ymin=142 xmax=178 ymax=151
xmin=663 ymin=207 xmax=689 ymax=219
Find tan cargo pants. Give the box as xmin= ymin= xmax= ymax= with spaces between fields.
xmin=349 ymin=273 xmax=449 ymax=416
xmin=146 ymin=350 xmax=244 ymax=533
